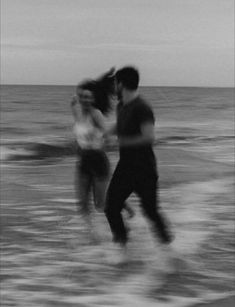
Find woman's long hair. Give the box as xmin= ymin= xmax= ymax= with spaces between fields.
xmin=77 ymin=68 xmax=115 ymax=115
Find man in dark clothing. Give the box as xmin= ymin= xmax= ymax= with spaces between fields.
xmin=105 ymin=66 xmax=172 ymax=252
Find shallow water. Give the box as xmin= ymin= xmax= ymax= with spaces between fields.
xmin=1 ymin=85 xmax=234 ymax=306
xmin=1 ymin=155 xmax=234 ymax=306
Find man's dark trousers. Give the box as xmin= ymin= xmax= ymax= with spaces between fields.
xmin=105 ymin=161 xmax=171 ymax=245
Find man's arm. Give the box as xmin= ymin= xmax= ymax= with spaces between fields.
xmin=119 ymin=121 xmax=155 ymax=147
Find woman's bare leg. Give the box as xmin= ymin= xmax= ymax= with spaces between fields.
xmin=93 ymin=177 xmax=108 ymax=212
xmin=75 ymin=163 xmax=91 ymax=215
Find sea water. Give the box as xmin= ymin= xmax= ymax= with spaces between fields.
xmin=0 ymin=85 xmax=234 ymax=306
xmin=0 ymin=85 xmax=234 ymax=162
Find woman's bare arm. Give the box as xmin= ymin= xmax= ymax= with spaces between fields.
xmin=70 ymin=96 xmax=80 ymax=121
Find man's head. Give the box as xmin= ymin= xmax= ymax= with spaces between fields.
xmin=115 ymin=66 xmax=139 ymax=98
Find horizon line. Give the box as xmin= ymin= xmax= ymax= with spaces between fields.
xmin=1 ymin=83 xmax=234 ymax=89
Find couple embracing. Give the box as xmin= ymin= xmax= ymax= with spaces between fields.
xmin=71 ymin=66 xmax=173 ymax=263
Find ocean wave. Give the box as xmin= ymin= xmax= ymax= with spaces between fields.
xmin=0 ymin=135 xmax=233 ymax=162
xmin=10 ymin=100 xmax=31 ymax=104
xmin=0 ymin=141 xmax=76 ymax=162
xmin=157 ymin=135 xmax=234 ymax=145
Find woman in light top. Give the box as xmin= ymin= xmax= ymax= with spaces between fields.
xmin=71 ymin=77 xmax=112 ymax=220
xmin=71 ymin=70 xmax=134 ymax=239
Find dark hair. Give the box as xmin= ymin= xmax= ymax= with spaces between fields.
xmin=115 ymin=66 xmax=139 ymax=90
xmin=76 ymin=68 xmax=115 ymax=115
xmin=77 ymin=79 xmax=96 ymax=94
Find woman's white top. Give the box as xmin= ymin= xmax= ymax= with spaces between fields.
xmin=73 ymin=113 xmax=104 ymax=150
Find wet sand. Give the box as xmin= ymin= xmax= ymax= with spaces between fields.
xmin=1 ymin=146 xmax=234 ymax=306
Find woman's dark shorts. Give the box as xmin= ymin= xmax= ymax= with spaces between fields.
xmin=78 ymin=149 xmax=110 ymax=179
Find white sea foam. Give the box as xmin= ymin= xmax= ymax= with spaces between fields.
xmin=162 ymin=178 xmax=232 ymax=255
xmin=49 ymin=198 xmax=76 ymax=203
xmin=0 ymin=145 xmax=32 ymax=161
xmin=30 ymin=184 xmax=73 ymax=192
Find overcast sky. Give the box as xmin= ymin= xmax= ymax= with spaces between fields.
xmin=1 ymin=0 xmax=234 ymax=86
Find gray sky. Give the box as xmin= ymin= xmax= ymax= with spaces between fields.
xmin=1 ymin=0 xmax=234 ymax=86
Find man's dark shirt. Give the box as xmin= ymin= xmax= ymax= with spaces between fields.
xmin=116 ymin=96 xmax=157 ymax=173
